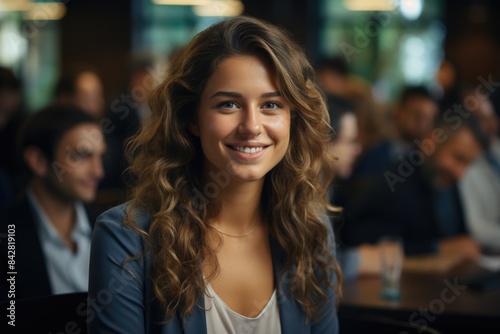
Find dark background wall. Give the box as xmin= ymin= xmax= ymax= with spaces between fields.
xmin=443 ymin=0 xmax=500 ymax=84
xmin=60 ymin=0 xmax=131 ymax=100
xmin=58 ymin=0 xmax=500 ymax=101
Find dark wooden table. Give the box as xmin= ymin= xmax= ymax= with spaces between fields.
xmin=339 ymin=261 xmax=500 ymax=333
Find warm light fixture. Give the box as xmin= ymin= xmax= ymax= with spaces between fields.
xmin=0 ymin=0 xmax=31 ymax=11
xmin=24 ymin=2 xmax=66 ymax=20
xmin=344 ymin=0 xmax=397 ymax=11
xmin=152 ymin=0 xmax=210 ymax=5
xmin=193 ymin=0 xmax=243 ymax=17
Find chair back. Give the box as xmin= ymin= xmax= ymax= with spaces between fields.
xmin=0 ymin=292 xmax=88 ymax=333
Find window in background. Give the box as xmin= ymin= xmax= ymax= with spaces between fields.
xmin=319 ymin=0 xmax=445 ymax=102
xmin=0 ymin=0 xmax=65 ymax=112
xmin=132 ymin=0 xmax=244 ymax=63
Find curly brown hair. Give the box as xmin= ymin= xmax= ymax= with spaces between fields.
xmin=124 ymin=16 xmax=342 ymax=322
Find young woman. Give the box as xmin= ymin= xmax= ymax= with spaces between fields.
xmin=89 ymin=16 xmax=341 ymax=333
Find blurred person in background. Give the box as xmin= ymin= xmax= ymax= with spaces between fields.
xmin=0 ymin=105 xmax=106 ymax=300
xmin=343 ymin=86 xmax=439 ymax=215
xmin=326 ymin=96 xmax=382 ymax=279
xmin=352 ymin=86 xmax=439 ymax=179
xmin=316 ymin=57 xmax=349 ymax=98
xmin=0 ymin=67 xmax=25 ymax=205
xmin=99 ymin=59 xmax=158 ymax=193
xmin=316 ymin=56 xmax=384 ymax=151
xmin=435 ymin=58 xmax=461 ymax=112
xmin=54 ymin=69 xmax=106 ymax=120
xmin=343 ymin=115 xmax=487 ymax=260
xmin=458 ymin=90 xmax=500 ymax=253
xmin=54 ymin=67 xmax=130 ymax=210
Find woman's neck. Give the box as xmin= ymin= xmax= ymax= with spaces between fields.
xmin=208 ymin=177 xmax=265 ymax=234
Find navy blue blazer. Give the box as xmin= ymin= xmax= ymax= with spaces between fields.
xmin=88 ymin=203 xmax=339 ymax=333
xmin=343 ymin=163 xmax=466 ymax=255
xmin=0 ymin=195 xmax=99 ymax=300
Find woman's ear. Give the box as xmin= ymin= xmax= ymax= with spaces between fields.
xmin=23 ymin=146 xmax=49 ymax=177
xmin=189 ymin=121 xmax=200 ymax=136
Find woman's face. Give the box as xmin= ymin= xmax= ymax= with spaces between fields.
xmin=192 ymin=55 xmax=291 ymax=183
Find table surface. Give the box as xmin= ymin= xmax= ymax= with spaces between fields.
xmin=340 ymin=259 xmax=500 ymax=318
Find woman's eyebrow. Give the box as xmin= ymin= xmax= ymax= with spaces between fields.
xmin=210 ymin=91 xmax=242 ymax=99
xmin=261 ymin=91 xmax=281 ymax=98
xmin=210 ymin=91 xmax=281 ymax=99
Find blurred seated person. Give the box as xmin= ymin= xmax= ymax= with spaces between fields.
xmin=435 ymin=58 xmax=461 ymax=111
xmin=343 ymin=115 xmax=487 ymax=260
xmin=316 ymin=56 xmax=349 ymax=97
xmin=328 ymin=97 xmax=361 ymax=203
xmin=55 ymin=68 xmax=125 ymax=204
xmin=352 ymin=85 xmax=439 ymax=178
xmin=316 ymin=56 xmax=385 ymax=151
xmin=327 ymin=96 xmax=382 ymax=278
xmin=458 ymin=91 xmax=500 ymax=253
xmin=0 ymin=105 xmax=106 ymax=300
xmin=54 ymin=69 xmax=106 ymax=120
xmin=0 ymin=67 xmax=25 ymax=202
xmin=99 ymin=60 xmax=158 ymax=191
xmin=344 ymin=86 xmax=439 ymax=213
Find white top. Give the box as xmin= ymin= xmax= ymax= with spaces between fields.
xmin=204 ymin=283 xmax=281 ymax=334
xmin=27 ymin=189 xmax=92 ymax=294
xmin=459 ymin=139 xmax=500 ymax=251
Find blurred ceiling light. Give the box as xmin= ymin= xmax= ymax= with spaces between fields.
xmin=24 ymin=2 xmax=66 ymax=20
xmin=152 ymin=0 xmax=210 ymax=5
xmin=344 ymin=0 xmax=397 ymax=11
xmin=0 ymin=0 xmax=31 ymax=11
xmin=193 ymin=0 xmax=243 ymax=17
xmin=400 ymin=0 xmax=423 ymax=20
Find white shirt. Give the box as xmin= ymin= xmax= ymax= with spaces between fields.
xmin=204 ymin=283 xmax=281 ymax=334
xmin=27 ymin=189 xmax=92 ymax=294
xmin=459 ymin=139 xmax=500 ymax=251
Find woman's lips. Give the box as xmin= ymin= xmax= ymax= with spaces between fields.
xmin=226 ymin=144 xmax=269 ymax=160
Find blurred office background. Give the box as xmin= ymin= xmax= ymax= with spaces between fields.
xmin=0 ymin=0 xmax=498 ymax=111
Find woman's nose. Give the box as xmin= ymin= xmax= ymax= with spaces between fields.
xmin=238 ymin=107 xmax=262 ymax=136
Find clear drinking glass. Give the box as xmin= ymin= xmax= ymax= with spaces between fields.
xmin=380 ymin=236 xmax=404 ymax=300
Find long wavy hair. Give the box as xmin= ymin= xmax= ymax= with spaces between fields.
xmin=125 ymin=16 xmax=342 ymax=322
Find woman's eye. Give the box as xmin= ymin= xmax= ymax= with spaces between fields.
xmin=262 ymin=102 xmax=281 ymax=109
xmin=218 ymin=101 xmax=238 ymax=109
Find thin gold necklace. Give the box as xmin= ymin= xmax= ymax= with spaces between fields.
xmin=209 ymin=222 xmax=260 ymax=238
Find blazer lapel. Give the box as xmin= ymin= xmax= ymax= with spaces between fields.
xmin=270 ymin=236 xmax=308 ymax=334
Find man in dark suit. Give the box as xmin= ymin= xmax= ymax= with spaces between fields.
xmin=0 ymin=105 xmax=106 ymax=300
xmin=343 ymin=86 xmax=439 ymax=215
xmin=343 ymin=115 xmax=488 ymax=259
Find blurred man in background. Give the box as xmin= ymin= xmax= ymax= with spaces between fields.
xmin=352 ymin=86 xmax=439 ymax=178
xmin=343 ymin=115 xmax=487 ymax=259
xmin=459 ymin=91 xmax=500 ymax=253
xmin=343 ymin=86 xmax=439 ymax=216
xmin=0 ymin=105 xmax=106 ymax=300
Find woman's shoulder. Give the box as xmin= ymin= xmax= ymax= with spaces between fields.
xmin=96 ymin=202 xmax=152 ymax=231
xmin=92 ymin=202 xmax=152 ymax=255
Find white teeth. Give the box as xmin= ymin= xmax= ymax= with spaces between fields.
xmin=233 ymin=146 xmax=264 ymax=153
